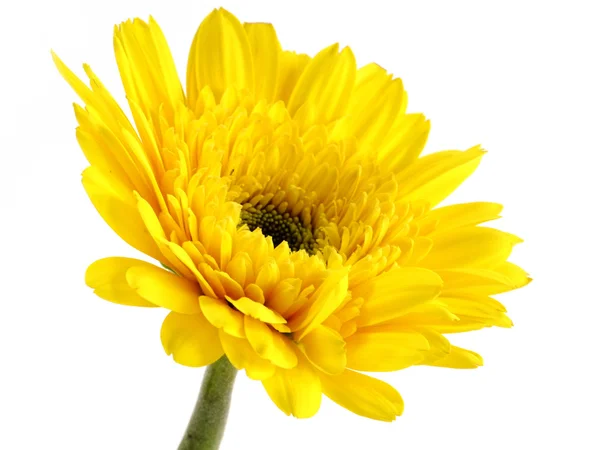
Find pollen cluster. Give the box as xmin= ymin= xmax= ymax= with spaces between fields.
xmin=240 ymin=205 xmax=316 ymax=253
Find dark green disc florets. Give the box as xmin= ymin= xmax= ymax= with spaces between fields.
xmin=240 ymin=206 xmax=316 ymax=254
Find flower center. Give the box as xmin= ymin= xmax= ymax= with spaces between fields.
xmin=240 ymin=204 xmax=317 ymax=254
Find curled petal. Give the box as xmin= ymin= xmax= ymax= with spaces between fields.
xmin=320 ymin=370 xmax=404 ymax=422
xmin=262 ymin=357 xmax=321 ymax=418
xmin=300 ymin=325 xmax=347 ymax=375
xmin=126 ymin=264 xmax=200 ymax=314
xmin=160 ymin=312 xmax=223 ymax=367
xmin=245 ymin=316 xmax=297 ymax=369
xmin=86 ymin=257 xmax=158 ymax=307
xmin=219 ymin=330 xmax=276 ymax=380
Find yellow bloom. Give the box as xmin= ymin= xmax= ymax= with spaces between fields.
xmin=54 ymin=8 xmax=529 ymax=421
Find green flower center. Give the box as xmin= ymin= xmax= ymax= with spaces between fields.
xmin=240 ymin=205 xmax=316 ymax=254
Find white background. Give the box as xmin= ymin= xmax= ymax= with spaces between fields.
xmin=1 ymin=0 xmax=598 ymax=449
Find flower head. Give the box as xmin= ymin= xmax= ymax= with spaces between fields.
xmin=54 ymin=8 xmax=529 ymax=421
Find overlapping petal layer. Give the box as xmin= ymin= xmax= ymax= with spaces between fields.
xmin=56 ymin=7 xmax=529 ymax=421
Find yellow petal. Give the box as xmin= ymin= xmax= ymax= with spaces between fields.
xmin=355 ymin=267 xmax=442 ymax=327
xmin=262 ymin=358 xmax=321 ymax=418
xmin=199 ymin=296 xmax=245 ymax=338
xmin=492 ymin=262 xmax=532 ymax=292
xmin=396 ymin=147 xmax=485 ymax=207
xmin=243 ymin=23 xmax=281 ymax=102
xmin=134 ymin=193 xmax=166 ymax=241
xmin=426 ymin=202 xmax=503 ymax=234
xmin=219 ymin=329 xmax=275 ymax=380
xmin=51 ymin=51 xmax=138 ymax=156
xmin=226 ymin=296 xmax=287 ymax=324
xmin=288 ymin=267 xmax=349 ymax=340
xmin=163 ymin=241 xmax=216 ymax=297
xmin=438 ymin=296 xmax=512 ymax=328
xmin=418 ymin=329 xmax=451 ymax=360
xmin=422 ymin=345 xmax=483 ymax=369
xmin=224 ymin=253 xmax=253 ymax=291
xmin=288 ymin=44 xmax=356 ymax=124
xmin=377 ymin=114 xmax=430 ymax=171
xmin=397 ymin=311 xmax=502 ymax=334
xmin=390 ymin=303 xmax=460 ymax=330
xmin=114 ymin=17 xmax=184 ymax=125
xmin=160 ymin=312 xmax=223 ymax=367
xmin=436 ymin=320 xmax=497 ymax=333
xmin=75 ymin=118 xmax=133 ymax=189
xmin=320 ymin=370 xmax=403 ymax=421
xmin=187 ymin=8 xmax=253 ymax=105
xmin=345 ymin=326 xmax=429 ymax=371
xmin=265 ymin=278 xmax=302 ymax=315
xmin=56 ymin=53 xmax=161 ymax=205
xmin=254 ymin=259 xmax=281 ymax=297
xmin=275 ymin=51 xmax=310 ymax=104
xmin=420 ymin=227 xmax=522 ymax=270
xmin=82 ymin=166 xmax=163 ymax=262
xmin=300 ymin=325 xmax=347 ymax=375
xmin=85 ymin=257 xmax=158 ymax=307
xmin=126 ymin=264 xmax=200 ymax=314
xmin=346 ymin=63 xmax=394 ymax=115
xmin=244 ymin=316 xmax=297 ymax=369
xmin=437 ymin=266 xmax=529 ymax=296
xmin=335 ymin=77 xmax=405 ymax=150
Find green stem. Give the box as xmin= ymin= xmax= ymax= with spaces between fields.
xmin=177 ymin=356 xmax=238 ymax=450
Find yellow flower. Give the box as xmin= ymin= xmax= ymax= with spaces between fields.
xmin=54 ymin=8 xmax=529 ymax=421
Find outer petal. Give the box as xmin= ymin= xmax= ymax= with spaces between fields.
xmin=299 ymin=325 xmax=347 ymax=375
xmin=377 ymin=113 xmax=430 ymax=170
xmin=85 ymin=257 xmax=158 ymax=307
xmin=492 ymin=262 xmax=532 ymax=292
xmin=244 ymin=316 xmax=298 ymax=369
xmin=161 ymin=312 xmax=223 ymax=367
xmin=346 ymin=326 xmax=430 ymax=371
xmin=288 ymin=267 xmax=349 ymax=340
xmin=244 ymin=316 xmax=297 ymax=369
xmin=396 ymin=309 xmax=505 ymax=334
xmin=74 ymin=111 xmax=134 ymax=189
xmin=287 ymin=44 xmax=356 ymax=124
xmin=243 ymin=23 xmax=281 ymax=102
xmin=396 ymin=147 xmax=485 ymax=207
xmin=82 ymin=166 xmax=163 ymax=262
xmin=219 ymin=330 xmax=276 ymax=380
xmin=437 ymin=266 xmax=530 ymax=296
xmin=425 ymin=202 xmax=504 ymax=234
xmin=126 ymin=264 xmax=201 ymax=314
xmin=340 ymin=65 xmax=428 ymax=170
xmin=438 ymin=296 xmax=513 ymax=329
xmin=275 ymin=51 xmax=310 ymax=104
xmin=421 ymin=345 xmax=483 ymax=369
xmin=333 ymin=74 xmax=406 ymax=151
xmin=54 ymin=53 xmax=162 ymax=205
xmin=420 ymin=227 xmax=522 ymax=270
xmin=199 ymin=296 xmax=245 ymax=338
xmin=262 ymin=357 xmax=322 ymax=418
xmin=51 ymin=51 xmax=139 ymax=173
xmin=114 ymin=17 xmax=184 ymax=125
xmin=187 ymin=8 xmax=253 ymax=105
xmin=347 ymin=63 xmax=394 ymax=115
xmin=320 ymin=370 xmax=404 ymax=421
xmin=226 ymin=296 xmax=287 ymax=324
xmin=354 ymin=267 xmax=442 ymax=327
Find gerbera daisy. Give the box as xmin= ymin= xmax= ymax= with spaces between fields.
xmin=54 ymin=5 xmax=529 ymax=437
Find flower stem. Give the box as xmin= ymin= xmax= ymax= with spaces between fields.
xmin=177 ymin=356 xmax=238 ymax=450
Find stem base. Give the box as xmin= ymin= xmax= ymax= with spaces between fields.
xmin=178 ymin=356 xmax=237 ymax=450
